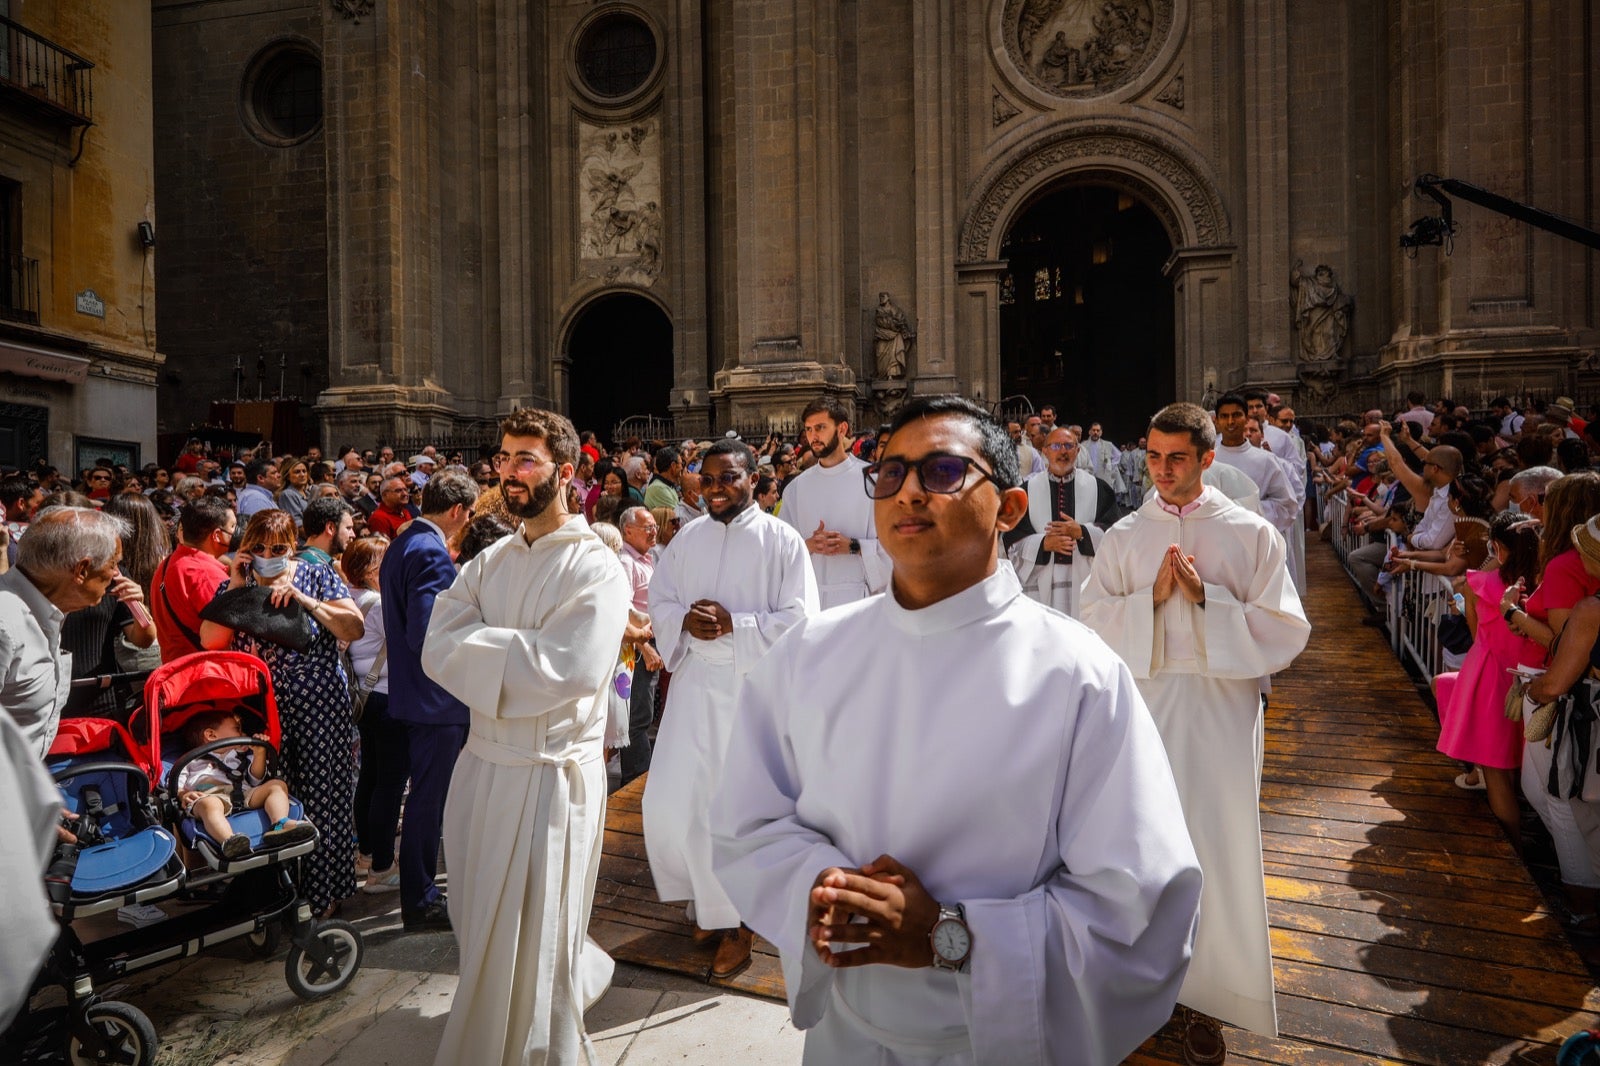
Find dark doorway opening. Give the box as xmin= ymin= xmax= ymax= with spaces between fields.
xmin=566 ymin=292 xmax=672 ymax=447
xmin=999 ymin=184 xmax=1175 ymax=442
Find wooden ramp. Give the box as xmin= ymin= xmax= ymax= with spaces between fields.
xmin=591 ymin=540 xmax=1600 ymax=1063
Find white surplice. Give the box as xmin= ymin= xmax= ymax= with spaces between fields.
xmin=422 ymin=519 xmax=631 ymax=1066
xmin=1081 ymin=437 xmax=1125 ymax=495
xmin=1212 ymin=441 xmax=1297 ymax=539
xmin=779 ymin=455 xmax=892 ymax=609
xmin=645 ymin=505 xmax=818 ymax=929
xmin=1005 ymin=469 xmax=1117 ymax=618
xmin=711 ymin=564 xmax=1203 ymax=1066
xmin=1080 ymin=488 xmax=1310 ymax=1036
xmin=1261 ymin=424 xmax=1308 ymax=594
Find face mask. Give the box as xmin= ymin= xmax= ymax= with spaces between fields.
xmin=1508 ymin=500 xmax=1522 ymax=515
xmin=253 ymin=554 xmax=290 ymax=578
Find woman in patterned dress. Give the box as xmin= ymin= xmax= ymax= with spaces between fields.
xmin=200 ymin=508 xmax=367 ymax=917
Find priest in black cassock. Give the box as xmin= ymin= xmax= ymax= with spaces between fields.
xmin=1003 ymin=427 xmax=1122 ymax=618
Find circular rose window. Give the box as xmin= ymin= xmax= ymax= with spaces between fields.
xmin=576 ymin=12 xmax=658 ymax=100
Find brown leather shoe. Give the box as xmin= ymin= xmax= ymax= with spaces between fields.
xmin=1181 ymin=1008 xmax=1226 ymax=1065
xmin=709 ymin=926 xmax=755 ymax=980
xmin=691 ymin=925 xmax=718 ymax=943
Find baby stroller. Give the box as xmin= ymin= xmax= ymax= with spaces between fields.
xmin=9 ymin=652 xmax=363 ymax=1066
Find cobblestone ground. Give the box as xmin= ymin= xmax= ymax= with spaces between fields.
xmin=27 ymin=888 xmax=801 ymax=1066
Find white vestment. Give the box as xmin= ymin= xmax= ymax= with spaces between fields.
xmin=645 ymin=506 xmax=818 ymax=929
xmin=0 ymin=705 xmax=59 ymax=1033
xmin=1082 ymin=438 xmax=1124 ymax=494
xmin=779 ymin=455 xmax=892 ymax=609
xmin=1118 ymin=448 xmax=1147 ymax=509
xmin=1261 ymin=424 xmax=1308 ymax=594
xmin=1080 ymin=488 xmax=1311 ymax=1036
xmin=422 ymin=519 xmax=631 ymax=1066
xmin=711 ymin=564 xmax=1202 ymax=1066
xmin=1005 ymin=469 xmax=1114 ymax=618
xmin=1212 ymin=442 xmax=1297 ymax=539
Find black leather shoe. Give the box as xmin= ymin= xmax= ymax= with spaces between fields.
xmin=402 ymin=899 xmax=451 ymax=932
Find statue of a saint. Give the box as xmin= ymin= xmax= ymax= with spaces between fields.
xmin=1289 ymin=261 xmax=1352 ymax=364
xmin=874 ymin=293 xmax=912 ymax=380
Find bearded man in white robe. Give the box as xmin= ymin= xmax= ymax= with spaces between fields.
xmin=422 ymin=408 xmax=631 ymax=1066
xmin=1001 ymin=427 xmax=1120 ymax=618
xmin=1081 ymin=401 xmax=1311 ymax=1064
xmin=1080 ymin=421 xmax=1125 ymax=496
xmin=645 ymin=437 xmax=818 ymax=979
xmin=780 ymin=398 xmax=891 ymax=609
xmin=712 ymin=395 xmax=1202 ymax=1066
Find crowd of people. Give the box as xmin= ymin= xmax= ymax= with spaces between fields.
xmin=1312 ymin=391 xmax=1600 ymax=947
xmin=0 ymin=383 xmax=1591 ymax=1064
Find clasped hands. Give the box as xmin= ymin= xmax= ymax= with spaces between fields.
xmin=807 ymin=521 xmax=851 ymax=556
xmin=1041 ymin=513 xmax=1084 ymax=556
xmin=682 ymin=599 xmax=732 ymax=640
xmin=1151 ymin=543 xmax=1204 ymax=606
xmin=808 ymin=854 xmax=942 ymax=969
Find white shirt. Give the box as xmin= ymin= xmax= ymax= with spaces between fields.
xmin=1410 ymin=484 xmax=1455 ymax=551
xmin=348 ymin=587 xmax=390 ymax=694
xmin=0 ymin=567 xmax=70 ymax=758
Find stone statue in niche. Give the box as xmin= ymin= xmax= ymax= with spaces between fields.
xmin=1289 ymin=261 xmax=1352 ymax=364
xmin=874 ymin=293 xmax=914 ymax=380
xmin=1290 ymin=260 xmax=1353 ymax=403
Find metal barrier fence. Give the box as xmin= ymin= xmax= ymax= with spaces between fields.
xmin=1322 ymin=488 xmax=1453 ymax=684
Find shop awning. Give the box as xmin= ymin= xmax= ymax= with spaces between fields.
xmin=0 ymin=341 xmax=90 ymax=385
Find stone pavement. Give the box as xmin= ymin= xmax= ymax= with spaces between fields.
xmin=39 ymin=890 xmax=801 ymax=1066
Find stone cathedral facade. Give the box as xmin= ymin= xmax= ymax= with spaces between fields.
xmin=152 ymin=1 xmax=1600 ymax=446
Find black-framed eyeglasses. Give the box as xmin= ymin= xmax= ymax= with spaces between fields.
xmin=863 ymin=453 xmax=1001 ymax=500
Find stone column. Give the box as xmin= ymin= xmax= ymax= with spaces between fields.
xmin=315 ymin=1 xmax=460 ymax=445
xmin=909 ymin=0 xmax=959 ymax=396
xmin=711 ymin=0 xmax=854 ymax=424
xmin=1239 ymin=0 xmax=1293 ymax=384
xmin=1164 ymin=248 xmax=1237 ymax=403
xmin=953 ymin=261 xmax=1009 ymax=407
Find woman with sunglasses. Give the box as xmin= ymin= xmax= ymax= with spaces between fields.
xmin=200 ymin=508 xmax=366 ymax=919
xmin=278 ymin=458 xmax=312 ymax=528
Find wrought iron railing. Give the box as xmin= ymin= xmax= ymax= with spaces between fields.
xmin=0 ymin=252 xmax=39 ymax=323
xmin=0 ymin=16 xmax=94 ymax=125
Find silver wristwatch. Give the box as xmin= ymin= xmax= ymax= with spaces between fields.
xmin=929 ymin=902 xmax=972 ymax=972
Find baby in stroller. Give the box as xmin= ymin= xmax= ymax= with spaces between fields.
xmin=175 ymin=710 xmax=314 ymax=860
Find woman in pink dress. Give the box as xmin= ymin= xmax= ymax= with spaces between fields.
xmin=1436 ymin=513 xmax=1542 ymax=848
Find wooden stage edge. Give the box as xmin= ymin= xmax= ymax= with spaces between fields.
xmin=590 ymin=539 xmax=1599 ymax=1064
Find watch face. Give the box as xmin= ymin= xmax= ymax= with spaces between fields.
xmin=932 ymin=918 xmax=970 ymax=962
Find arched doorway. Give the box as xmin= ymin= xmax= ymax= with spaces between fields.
xmin=998 ymin=184 xmax=1175 ymax=441
xmin=565 ymin=292 xmax=673 ymax=446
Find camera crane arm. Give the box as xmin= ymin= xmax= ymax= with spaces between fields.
xmin=1401 ymin=174 xmax=1600 ymax=252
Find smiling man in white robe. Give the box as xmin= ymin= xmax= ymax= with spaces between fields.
xmin=711 ymin=395 xmax=1203 ymax=1066
xmin=645 ymin=436 xmax=818 ymax=980
xmin=422 ymin=407 xmax=631 ymax=1066
xmin=1081 ymin=401 xmax=1311 ymax=1064
xmin=1002 ymin=427 xmax=1121 ymax=618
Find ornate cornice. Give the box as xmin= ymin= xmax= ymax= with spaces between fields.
xmin=958 ymin=121 xmax=1229 ymax=262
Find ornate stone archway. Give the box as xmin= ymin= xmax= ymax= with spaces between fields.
xmin=955 ymin=122 xmax=1235 ymax=408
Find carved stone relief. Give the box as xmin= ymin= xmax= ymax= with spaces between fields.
xmin=992 ymin=89 xmax=1022 ymax=127
xmin=1155 ymin=70 xmax=1184 ymax=110
xmin=577 ymin=117 xmax=663 ymax=287
xmin=1004 ymin=0 xmax=1175 ymax=99
xmin=331 ymin=0 xmax=375 ymax=20
xmin=958 ymin=125 xmax=1229 ymax=263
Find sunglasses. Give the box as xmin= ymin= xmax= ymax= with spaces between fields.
xmin=703 ymin=471 xmax=751 ymax=488
xmin=863 ymin=453 xmax=1000 ymax=500
xmin=244 ymin=542 xmax=293 ymax=557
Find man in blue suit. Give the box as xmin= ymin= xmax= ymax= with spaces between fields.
xmin=380 ymin=469 xmax=479 ymax=930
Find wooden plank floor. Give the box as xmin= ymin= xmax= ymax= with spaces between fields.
xmin=591 ymin=540 xmax=1600 ymax=1062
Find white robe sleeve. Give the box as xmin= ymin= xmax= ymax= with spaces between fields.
xmin=422 ymin=549 xmax=631 ymax=719
xmin=712 ymin=646 xmax=856 ymax=1030
xmin=1196 ymin=520 xmax=1311 ymax=679
xmin=647 ymin=541 xmax=694 ymax=673
xmin=1079 ymin=537 xmax=1161 ymax=679
xmin=729 ymin=529 xmax=819 ymax=675
xmin=962 ymin=662 xmax=1201 ymax=1066
xmin=1254 ymin=459 xmax=1298 ymax=534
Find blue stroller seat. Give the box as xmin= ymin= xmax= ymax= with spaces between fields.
xmin=178 ymin=797 xmax=317 ymax=874
xmin=47 ymin=750 xmax=186 ymax=921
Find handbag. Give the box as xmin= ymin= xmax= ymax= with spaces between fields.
xmin=199 ymin=586 xmax=314 ymax=653
xmin=1548 ymin=680 xmax=1600 ymax=801
xmin=345 ymin=596 xmax=386 ymax=723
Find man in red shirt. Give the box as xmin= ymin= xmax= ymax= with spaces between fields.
xmin=152 ymin=496 xmax=236 ymax=662
xmin=367 ymin=475 xmax=415 ymax=538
